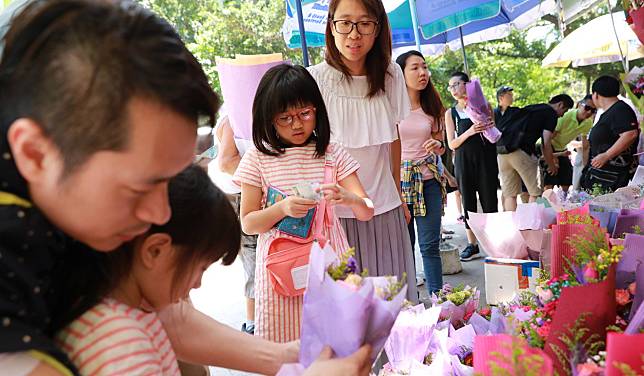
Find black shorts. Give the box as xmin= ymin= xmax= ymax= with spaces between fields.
xmin=541 ymin=155 xmax=573 ymax=186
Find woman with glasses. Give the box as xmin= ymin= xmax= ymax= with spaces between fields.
xmin=444 ymin=72 xmax=499 ymax=262
xmin=308 ymin=0 xmax=418 ymax=302
xmin=395 ymin=51 xmax=446 ymax=294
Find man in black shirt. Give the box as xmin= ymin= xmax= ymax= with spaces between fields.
xmin=493 ymin=85 xmax=520 ymax=122
xmin=498 ymin=94 xmax=574 ymax=211
xmin=581 ymin=76 xmax=640 ymax=191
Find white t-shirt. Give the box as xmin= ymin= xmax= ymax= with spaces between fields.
xmin=308 ymin=61 xmax=410 ymax=217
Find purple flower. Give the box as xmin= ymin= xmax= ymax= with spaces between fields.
xmin=345 ymin=256 xmax=358 ymax=275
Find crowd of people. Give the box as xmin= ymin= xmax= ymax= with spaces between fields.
xmin=0 ymin=0 xmax=640 ymax=376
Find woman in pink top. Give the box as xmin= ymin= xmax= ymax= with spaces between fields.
xmin=396 ymin=51 xmax=446 ymax=294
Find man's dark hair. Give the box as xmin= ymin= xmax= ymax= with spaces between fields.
xmin=0 ymin=0 xmax=219 ymax=175
xmin=252 ymin=64 xmax=331 ymax=158
xmin=450 ymin=71 xmax=470 ymax=83
xmin=592 ymin=75 xmax=621 ymax=97
xmin=549 ymin=94 xmax=574 ymax=109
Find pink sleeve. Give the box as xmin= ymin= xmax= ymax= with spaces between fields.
xmin=233 ymin=149 xmax=262 ymax=188
xmin=332 ymin=144 xmax=360 ymax=181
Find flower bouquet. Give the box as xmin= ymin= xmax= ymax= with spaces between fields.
xmin=625 ymin=1 xmax=644 ymax=46
xmin=621 ymin=61 xmax=644 ymax=115
xmin=464 ymin=79 xmax=501 ymax=143
xmin=297 ymin=243 xmax=407 ymax=368
xmin=543 ymin=229 xmax=621 ymax=374
xmin=430 ymin=284 xmax=480 ymax=327
xmin=550 ymin=213 xmax=603 ymax=278
xmin=381 ymin=324 xmax=475 ymax=376
xmin=380 ymin=305 xmax=441 ymax=375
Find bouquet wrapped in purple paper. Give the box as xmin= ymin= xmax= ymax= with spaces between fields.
xmin=298 ymin=242 xmax=407 ymax=367
xmin=430 ymin=284 xmax=480 ymax=327
xmin=464 ymin=79 xmax=501 ymax=143
xmin=380 ymin=305 xmax=441 ymax=374
xmin=380 ymin=323 xmax=475 ymax=376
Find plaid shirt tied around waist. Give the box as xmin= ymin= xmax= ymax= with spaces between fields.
xmin=401 ymin=154 xmax=446 ymax=217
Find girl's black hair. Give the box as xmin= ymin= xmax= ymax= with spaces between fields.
xmin=252 ymin=64 xmax=331 ymax=158
xmin=54 ymin=165 xmax=241 ymax=329
xmin=107 ymin=164 xmax=241 ymax=298
xmin=396 ymin=51 xmax=446 ymax=135
xmin=450 ymin=71 xmax=470 ymax=83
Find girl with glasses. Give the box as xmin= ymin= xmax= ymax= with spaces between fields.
xmin=234 ymin=64 xmax=373 ymax=342
xmin=308 ymin=0 xmax=418 ymax=302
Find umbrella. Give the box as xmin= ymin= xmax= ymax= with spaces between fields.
xmin=542 ymin=12 xmax=644 ymax=68
xmin=283 ymin=0 xmax=556 ymax=71
xmin=395 ymin=0 xmax=557 ymax=69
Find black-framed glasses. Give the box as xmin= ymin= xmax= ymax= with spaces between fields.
xmin=447 ymin=82 xmax=463 ymax=91
xmin=332 ymin=20 xmax=378 ymax=35
xmin=582 ymin=104 xmax=597 ymax=114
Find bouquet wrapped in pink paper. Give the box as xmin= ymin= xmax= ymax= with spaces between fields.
xmin=430 ymin=284 xmax=480 ymax=327
xmin=467 ymin=211 xmax=529 ymax=259
xmin=298 ymin=243 xmax=407 ymax=367
xmin=464 ymin=79 xmax=501 ymax=143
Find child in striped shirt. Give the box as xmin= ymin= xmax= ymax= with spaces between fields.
xmin=56 ymin=165 xmax=241 ymax=375
xmin=234 ymin=64 xmax=374 ymax=342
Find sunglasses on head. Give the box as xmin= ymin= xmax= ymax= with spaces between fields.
xmin=583 ymin=104 xmax=597 ymax=114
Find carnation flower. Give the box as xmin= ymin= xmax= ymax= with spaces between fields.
xmin=615 ymin=289 xmax=632 ymax=306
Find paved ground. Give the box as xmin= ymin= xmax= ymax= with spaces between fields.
xmin=190 ymin=192 xmax=490 ymax=375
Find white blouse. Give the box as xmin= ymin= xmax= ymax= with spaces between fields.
xmin=309 ymin=61 xmax=411 ymax=218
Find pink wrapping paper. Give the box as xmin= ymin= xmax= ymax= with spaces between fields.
xmin=514 ymin=203 xmax=557 ymax=230
xmin=473 ymin=334 xmax=553 ymax=376
xmin=550 ymin=223 xmax=601 ymax=278
xmin=464 ymin=79 xmax=501 ymax=143
xmin=555 ymin=203 xmax=592 ymax=224
xmin=604 ymin=332 xmax=644 ymax=376
xmin=467 ymin=211 xmax=528 ymax=259
xmin=544 ymin=268 xmax=616 ymax=375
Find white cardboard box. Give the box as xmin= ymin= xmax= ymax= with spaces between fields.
xmin=484 ymin=257 xmax=541 ymax=305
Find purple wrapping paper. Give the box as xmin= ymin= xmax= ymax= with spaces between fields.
xmin=384 ymin=306 xmax=442 ymax=371
xmin=299 ymin=243 xmax=407 ymax=368
xmin=299 ymin=244 xmax=373 ymax=367
xmin=464 ymin=79 xmax=501 ymax=144
xmin=618 ymin=234 xmax=644 ymax=288
xmin=365 ymin=277 xmax=409 ymax=360
xmin=217 ymin=59 xmax=285 ymax=140
xmin=628 ymin=262 xmax=644 ymax=325
xmin=611 ymin=210 xmax=644 ymax=238
xmin=468 ymin=307 xmax=509 ymax=336
xmin=589 ymin=204 xmax=620 ymax=232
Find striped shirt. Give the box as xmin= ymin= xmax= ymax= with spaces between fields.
xmin=234 ymin=142 xmax=359 ymax=342
xmin=56 ymin=298 xmax=179 ymax=376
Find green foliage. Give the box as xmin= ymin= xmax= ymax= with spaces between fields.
xmin=136 ymin=0 xmax=639 ymax=111
xmin=136 ymin=0 xmax=323 ymax=93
